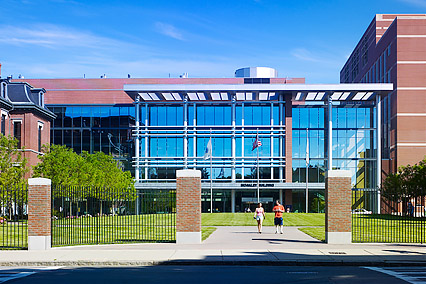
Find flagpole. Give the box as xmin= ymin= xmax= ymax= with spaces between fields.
xmin=210 ymin=128 xmax=213 ymax=213
xmin=257 ymin=128 xmax=260 ymax=204
xmin=306 ymin=128 xmax=309 ymax=213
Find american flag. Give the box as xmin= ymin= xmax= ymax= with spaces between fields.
xmin=252 ymin=135 xmax=262 ymax=151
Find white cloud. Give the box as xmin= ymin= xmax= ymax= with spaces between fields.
xmin=291 ymin=48 xmax=322 ymax=62
xmin=398 ymin=0 xmax=426 ymax=7
xmin=154 ymin=22 xmax=184 ymax=40
xmin=0 ymin=24 xmax=123 ymax=49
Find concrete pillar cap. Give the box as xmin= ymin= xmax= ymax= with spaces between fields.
xmin=28 ymin=178 xmax=51 ymax=186
xmin=176 ymin=169 xmax=201 ymax=178
xmin=325 ymin=170 xmax=351 ymax=178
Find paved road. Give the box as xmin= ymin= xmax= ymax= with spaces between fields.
xmin=1 ymin=266 xmax=424 ymax=284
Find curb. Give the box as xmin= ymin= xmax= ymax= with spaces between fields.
xmin=1 ymin=260 xmax=426 ymax=267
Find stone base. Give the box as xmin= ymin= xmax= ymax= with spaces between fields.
xmin=176 ymin=232 xmax=201 ymax=244
xmin=326 ymin=232 xmax=351 ymax=244
xmin=28 ymin=236 xmax=51 ymax=250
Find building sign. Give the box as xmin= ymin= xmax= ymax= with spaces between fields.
xmin=240 ymin=183 xmax=275 ymax=188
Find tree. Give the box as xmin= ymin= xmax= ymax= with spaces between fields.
xmin=382 ymin=157 xmax=426 ymax=201
xmin=0 ymin=135 xmax=28 ymax=219
xmin=33 ymin=144 xmax=134 ymax=189
xmin=0 ymin=135 xmax=28 ymax=187
xmin=33 ymin=145 xmax=135 ymax=216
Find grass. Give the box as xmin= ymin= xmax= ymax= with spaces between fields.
xmin=201 ymin=213 xmax=325 ymax=226
xmin=298 ymin=227 xmax=325 ymax=242
xmin=298 ymin=214 xmax=426 ymax=243
xmin=0 ymin=222 xmax=28 ymax=249
xmin=202 ymin=227 xmax=217 ymax=241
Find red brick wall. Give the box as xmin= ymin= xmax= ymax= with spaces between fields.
xmin=176 ymin=174 xmax=201 ymax=233
xmin=325 ymin=173 xmax=352 ymax=233
xmin=28 ymin=180 xmax=51 ymax=237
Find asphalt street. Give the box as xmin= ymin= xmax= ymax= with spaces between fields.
xmin=1 ymin=266 xmax=424 ymax=284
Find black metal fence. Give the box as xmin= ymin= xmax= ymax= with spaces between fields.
xmin=0 ymin=185 xmax=27 ymax=249
xmin=352 ymin=189 xmax=426 ymax=243
xmin=52 ymin=185 xmax=176 ymax=246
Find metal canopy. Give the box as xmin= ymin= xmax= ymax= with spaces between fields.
xmin=124 ymin=83 xmax=393 ymax=102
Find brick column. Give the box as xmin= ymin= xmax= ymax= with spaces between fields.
xmin=325 ymin=170 xmax=352 ymax=244
xmin=28 ymin=178 xmax=51 ymax=250
xmin=176 ymin=169 xmax=201 ymax=244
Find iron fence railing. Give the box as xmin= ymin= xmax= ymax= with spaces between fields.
xmin=0 ymin=185 xmax=27 ymax=249
xmin=352 ymin=189 xmax=426 ymax=243
xmin=52 ymin=185 xmax=176 ymax=246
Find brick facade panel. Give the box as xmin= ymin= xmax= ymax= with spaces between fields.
xmin=325 ymin=176 xmax=352 ymax=233
xmin=28 ymin=183 xmax=51 ymax=236
xmin=176 ymin=176 xmax=201 ymax=233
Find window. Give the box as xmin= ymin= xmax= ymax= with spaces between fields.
xmin=1 ymin=114 xmax=5 ymax=135
xmin=38 ymin=125 xmax=42 ymax=152
xmin=1 ymin=82 xmax=6 ymax=99
xmin=13 ymin=121 xmax=22 ymax=148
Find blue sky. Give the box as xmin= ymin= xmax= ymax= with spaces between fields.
xmin=0 ymin=0 xmax=425 ymax=83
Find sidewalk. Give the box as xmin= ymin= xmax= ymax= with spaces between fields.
xmin=1 ymin=226 xmax=425 ymax=267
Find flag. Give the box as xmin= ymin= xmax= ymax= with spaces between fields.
xmin=252 ymin=135 xmax=262 ymax=151
xmin=203 ymin=138 xmax=212 ymax=160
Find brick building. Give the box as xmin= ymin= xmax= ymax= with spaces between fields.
xmin=340 ymin=14 xmax=426 ymax=176
xmin=0 ymin=64 xmax=55 ymax=173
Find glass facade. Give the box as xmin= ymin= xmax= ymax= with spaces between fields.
xmin=135 ymin=102 xmax=286 ymax=183
xmin=292 ymin=104 xmax=377 ymax=189
xmin=48 ymin=95 xmax=379 ymax=213
xmin=49 ymin=105 xmax=136 ymax=174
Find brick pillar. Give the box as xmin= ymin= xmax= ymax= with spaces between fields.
xmin=325 ymin=170 xmax=352 ymax=244
xmin=28 ymin=178 xmax=51 ymax=250
xmin=176 ymin=169 xmax=201 ymax=244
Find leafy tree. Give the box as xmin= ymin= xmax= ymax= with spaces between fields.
xmin=382 ymin=157 xmax=426 ymax=201
xmin=33 ymin=144 xmax=134 ymax=189
xmin=0 ymin=135 xmax=28 ymax=219
xmin=0 ymin=135 xmax=28 ymax=187
xmin=33 ymin=145 xmax=135 ymax=216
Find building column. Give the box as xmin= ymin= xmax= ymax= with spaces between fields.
xmin=135 ymin=96 xmax=140 ymax=181
xmin=231 ymin=94 xmax=236 ymax=181
xmin=285 ymin=190 xmax=292 ymax=209
xmin=176 ymin=170 xmax=201 ymax=244
xmin=325 ymin=170 xmax=352 ymax=244
xmin=279 ymin=99 xmax=284 ymax=182
xmin=279 ymin=189 xmax=283 ymax=205
xmin=28 ymin=178 xmax=51 ymax=250
xmin=183 ymin=95 xmax=188 ymax=169
xmin=327 ymin=95 xmax=333 ymax=171
xmin=376 ymin=95 xmax=382 ymax=214
xmin=231 ymin=189 xmax=236 ymax=213
xmin=270 ymin=102 xmax=274 ymax=179
xmin=144 ymin=103 xmax=149 ymax=180
xmin=284 ymin=94 xmax=292 ymax=182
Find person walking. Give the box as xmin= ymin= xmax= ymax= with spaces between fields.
xmin=273 ymin=200 xmax=284 ymax=234
xmin=254 ymin=203 xmax=265 ymax=234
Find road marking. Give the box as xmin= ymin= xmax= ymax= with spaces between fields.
xmin=0 ymin=272 xmax=35 ymax=283
xmin=0 ymin=266 xmax=64 ymax=283
xmin=365 ymin=267 xmax=426 ymax=284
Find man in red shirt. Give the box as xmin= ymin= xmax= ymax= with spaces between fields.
xmin=273 ymin=200 xmax=285 ymax=234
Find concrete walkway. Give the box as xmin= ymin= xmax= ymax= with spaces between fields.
xmin=1 ymin=226 xmax=425 ymax=266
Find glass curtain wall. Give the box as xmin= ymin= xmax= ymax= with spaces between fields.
xmin=292 ymin=104 xmax=377 ymax=212
xmin=134 ymin=100 xmax=286 ymax=183
xmin=48 ymin=105 xmax=136 ymax=174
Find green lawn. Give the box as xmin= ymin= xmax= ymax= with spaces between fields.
xmin=298 ymin=214 xmax=426 ymax=243
xmin=202 ymin=227 xmax=216 ymax=241
xmin=298 ymin=227 xmax=325 ymax=242
xmin=0 ymin=222 xmax=28 ymax=249
xmin=201 ymin=213 xmax=325 ymax=226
